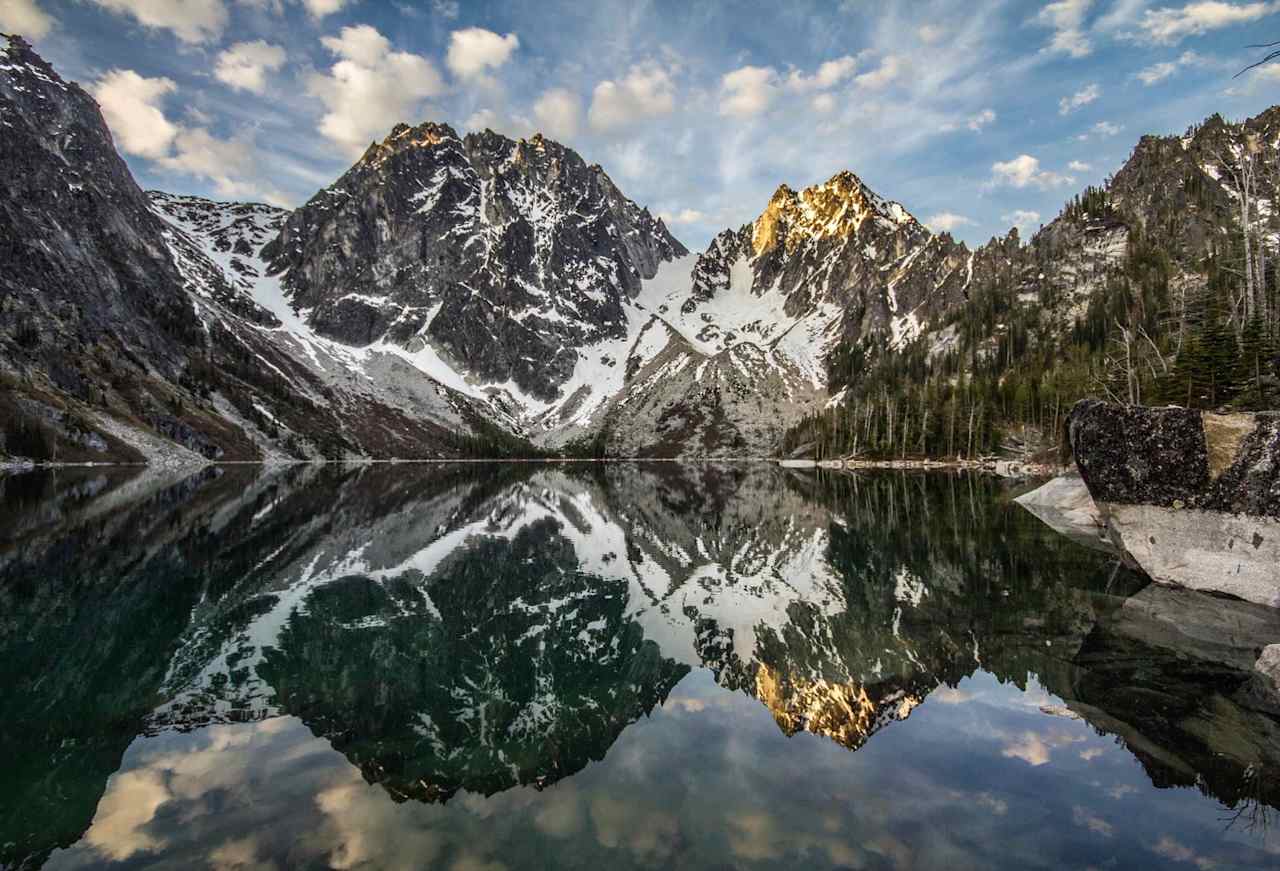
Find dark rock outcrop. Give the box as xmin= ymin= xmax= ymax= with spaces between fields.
xmin=1068 ymin=399 xmax=1280 ymax=606
xmin=1070 ymin=399 xmax=1280 ymax=518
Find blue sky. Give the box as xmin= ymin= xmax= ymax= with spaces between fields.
xmin=5 ymin=0 xmax=1280 ymax=249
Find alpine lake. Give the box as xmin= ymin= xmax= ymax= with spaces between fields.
xmin=2 ymin=461 xmax=1279 ymax=870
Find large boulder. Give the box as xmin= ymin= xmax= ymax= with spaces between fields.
xmin=1068 ymin=400 xmax=1280 ymax=607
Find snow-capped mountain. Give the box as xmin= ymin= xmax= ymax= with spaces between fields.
xmin=0 ymin=35 xmax=531 ymax=463
xmin=5 ymin=33 xmax=1279 ymax=463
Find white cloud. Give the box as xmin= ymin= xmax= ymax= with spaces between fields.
xmin=214 ymin=40 xmax=286 ymax=94
xmin=92 ymin=69 xmax=179 ymax=159
xmin=785 ymin=55 xmax=857 ymax=92
xmin=854 ymin=55 xmax=904 ymax=90
xmin=464 ymin=107 xmax=498 ymax=131
xmin=659 ymin=208 xmax=705 ymax=224
xmin=811 ymin=92 xmax=836 ymax=113
xmin=1137 ymin=48 xmax=1217 ymax=82
xmin=300 ymin=0 xmax=347 ymax=17
xmin=1095 ymin=0 xmax=1149 ymax=32
xmin=308 ymin=24 xmax=446 ymax=156
xmin=532 ymin=87 xmax=581 ymax=140
xmin=90 ymin=0 xmax=228 ymax=44
xmin=92 ymin=67 xmax=286 ymax=204
xmin=991 ymin=154 xmax=1075 ymax=188
xmin=1003 ymin=209 xmax=1043 ymax=232
xmin=1068 ymin=159 xmax=1092 ymax=171
xmin=445 ymin=27 xmax=519 ymax=80
xmin=719 ymin=64 xmax=777 ymax=117
xmin=590 ymin=63 xmax=677 ymax=130
xmin=1138 ymin=60 xmax=1179 ymax=83
xmin=1058 ymin=82 xmax=1100 ymax=114
xmin=0 ymin=0 xmax=55 ymax=38
xmin=1138 ymin=1 xmax=1279 ymax=45
xmin=1077 ymin=120 xmax=1123 ymax=139
xmin=926 ymin=212 xmax=974 ymax=231
xmin=1037 ymin=0 xmax=1095 ymax=57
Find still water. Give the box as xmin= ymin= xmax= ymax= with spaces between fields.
xmin=1 ymin=462 xmax=1278 ymax=870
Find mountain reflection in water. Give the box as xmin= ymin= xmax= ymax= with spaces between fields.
xmin=1 ymin=462 xmax=1279 ymax=870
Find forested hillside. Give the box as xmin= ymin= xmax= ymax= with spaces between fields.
xmin=784 ymin=108 xmax=1280 ymax=461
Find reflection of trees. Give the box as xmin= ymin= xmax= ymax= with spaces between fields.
xmin=3 ymin=462 xmax=1280 ymax=870
xmin=257 ymin=518 xmax=689 ymax=803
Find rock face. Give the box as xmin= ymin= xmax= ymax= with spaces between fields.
xmin=262 ymin=124 xmax=686 ymax=400
xmin=0 ymin=34 xmax=202 ymax=388
xmin=1069 ymin=399 xmax=1280 ymax=606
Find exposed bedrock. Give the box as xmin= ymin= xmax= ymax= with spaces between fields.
xmin=1068 ymin=399 xmax=1280 ymax=607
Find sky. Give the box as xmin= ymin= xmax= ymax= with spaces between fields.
xmin=3 ymin=0 xmax=1280 ymax=249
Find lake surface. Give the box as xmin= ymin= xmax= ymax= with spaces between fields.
xmin=2 ymin=462 xmax=1279 ymax=870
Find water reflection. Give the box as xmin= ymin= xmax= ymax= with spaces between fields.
xmin=1 ymin=463 xmax=1278 ymax=869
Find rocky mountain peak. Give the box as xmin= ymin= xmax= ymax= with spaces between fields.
xmin=261 ymin=120 xmax=687 ymax=404
xmin=751 ymin=169 xmax=918 ymax=256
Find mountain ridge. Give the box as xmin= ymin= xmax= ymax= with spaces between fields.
xmin=2 ymin=33 xmax=1277 ymax=464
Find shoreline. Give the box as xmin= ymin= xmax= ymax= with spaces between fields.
xmin=2 ymin=455 xmax=1065 ymax=476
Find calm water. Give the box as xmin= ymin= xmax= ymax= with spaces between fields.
xmin=2 ymin=462 xmax=1279 ymax=870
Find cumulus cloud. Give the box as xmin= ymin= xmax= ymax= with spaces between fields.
xmin=719 ymin=65 xmax=777 ymax=117
xmin=991 ymin=154 xmax=1075 ymax=189
xmin=926 ymin=212 xmax=974 ymax=231
xmin=1058 ymin=82 xmax=1100 ymax=114
xmin=92 ymin=67 xmax=285 ymax=204
xmin=301 ymin=0 xmax=348 ymax=17
xmin=93 ymin=69 xmax=180 ymax=158
xmin=445 ymin=27 xmax=519 ymax=80
xmin=785 ymin=55 xmax=857 ymax=92
xmin=1138 ymin=1 xmax=1279 ymax=45
xmin=90 ymin=0 xmax=228 ymax=44
xmin=214 ymin=40 xmax=286 ymax=93
xmin=589 ymin=63 xmax=676 ymax=130
xmin=0 ymin=0 xmax=55 ymax=38
xmin=854 ymin=55 xmax=904 ymax=90
xmin=532 ymin=87 xmax=581 ymax=140
xmin=1037 ymin=0 xmax=1095 ymax=57
xmin=307 ymin=24 xmax=446 ymax=155
xmin=156 ymin=127 xmax=259 ymax=198
xmin=1068 ymin=159 xmax=1092 ymax=171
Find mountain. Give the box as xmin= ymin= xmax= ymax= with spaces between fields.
xmin=787 ymin=107 xmax=1280 ymax=460
xmin=0 ymin=35 xmax=538 ymax=463
xmin=2 ymin=33 xmax=1278 ymax=463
